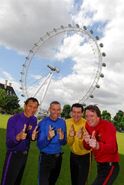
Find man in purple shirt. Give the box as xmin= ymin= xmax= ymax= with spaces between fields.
xmin=0 ymin=97 xmax=39 ymax=185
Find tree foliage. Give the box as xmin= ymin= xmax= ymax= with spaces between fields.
xmin=113 ymin=110 xmax=124 ymax=131
xmin=101 ymin=110 xmax=111 ymax=121
xmin=101 ymin=109 xmax=124 ymax=132
xmin=61 ymin=104 xmax=71 ymax=119
xmin=0 ymin=89 xmax=6 ymax=110
xmin=0 ymin=89 xmax=20 ymax=114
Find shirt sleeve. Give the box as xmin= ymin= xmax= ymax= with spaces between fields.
xmin=83 ymin=140 xmax=91 ymax=150
xmin=37 ymin=120 xmax=50 ymax=150
xmin=97 ymin=123 xmax=118 ymax=154
xmin=6 ymin=117 xmax=20 ymax=148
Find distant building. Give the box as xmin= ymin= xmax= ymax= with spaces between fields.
xmin=0 ymin=80 xmax=17 ymax=96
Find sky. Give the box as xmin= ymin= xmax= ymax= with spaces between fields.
xmin=0 ymin=0 xmax=124 ymax=116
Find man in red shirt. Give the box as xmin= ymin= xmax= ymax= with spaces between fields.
xmin=83 ymin=105 xmax=120 ymax=185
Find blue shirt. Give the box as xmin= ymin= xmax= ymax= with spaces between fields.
xmin=6 ymin=112 xmax=37 ymax=152
xmin=37 ymin=117 xmax=66 ymax=154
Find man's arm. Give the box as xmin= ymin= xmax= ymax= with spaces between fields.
xmin=6 ymin=116 xmax=21 ymax=148
xmin=37 ymin=121 xmax=51 ymax=150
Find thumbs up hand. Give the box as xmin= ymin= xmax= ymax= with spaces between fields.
xmin=76 ymin=127 xmax=83 ymax=139
xmin=83 ymin=130 xmax=90 ymax=144
xmin=16 ymin=124 xmax=27 ymax=141
xmin=32 ymin=125 xmax=38 ymax=140
xmin=69 ymin=124 xmax=75 ymax=137
xmin=57 ymin=128 xmax=64 ymax=140
xmin=22 ymin=124 xmax=27 ymax=132
xmin=89 ymin=131 xmax=99 ymax=149
xmin=48 ymin=125 xmax=55 ymax=140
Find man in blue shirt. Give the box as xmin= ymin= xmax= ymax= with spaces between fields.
xmin=0 ymin=97 xmax=39 ymax=185
xmin=37 ymin=101 xmax=66 ymax=185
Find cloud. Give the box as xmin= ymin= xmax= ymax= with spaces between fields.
xmin=0 ymin=0 xmax=73 ymax=53
xmin=71 ymin=0 xmax=124 ymax=115
xmin=0 ymin=69 xmax=21 ymax=93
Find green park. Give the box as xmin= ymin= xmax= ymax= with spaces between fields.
xmin=0 ymin=112 xmax=124 ymax=185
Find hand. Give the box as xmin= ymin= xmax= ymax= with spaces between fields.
xmin=83 ymin=130 xmax=90 ymax=144
xmin=32 ymin=125 xmax=38 ymax=140
xmin=89 ymin=131 xmax=99 ymax=150
xmin=76 ymin=127 xmax=83 ymax=139
xmin=16 ymin=124 xmax=27 ymax=141
xmin=69 ymin=124 xmax=75 ymax=137
xmin=48 ymin=125 xmax=55 ymax=140
xmin=57 ymin=128 xmax=64 ymax=140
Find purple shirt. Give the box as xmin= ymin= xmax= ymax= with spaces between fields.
xmin=6 ymin=112 xmax=37 ymax=152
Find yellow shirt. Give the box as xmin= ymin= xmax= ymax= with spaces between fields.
xmin=66 ymin=118 xmax=90 ymax=155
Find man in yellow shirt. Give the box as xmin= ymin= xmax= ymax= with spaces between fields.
xmin=66 ymin=103 xmax=91 ymax=185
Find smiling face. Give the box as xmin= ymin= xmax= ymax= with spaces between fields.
xmin=71 ymin=107 xmax=83 ymax=123
xmin=49 ymin=102 xmax=61 ymax=121
xmin=85 ymin=109 xmax=100 ymax=127
xmin=24 ymin=100 xmax=39 ymax=118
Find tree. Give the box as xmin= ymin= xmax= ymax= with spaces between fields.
xmin=4 ymin=95 xmax=20 ymax=114
xmin=0 ymin=88 xmax=20 ymax=114
xmin=113 ymin=110 xmax=124 ymax=131
xmin=0 ymin=89 xmax=7 ymax=113
xmin=101 ymin=110 xmax=111 ymax=121
xmin=61 ymin=104 xmax=71 ymax=119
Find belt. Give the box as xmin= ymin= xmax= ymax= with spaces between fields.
xmin=97 ymin=162 xmax=118 ymax=166
xmin=71 ymin=152 xmax=90 ymax=157
xmin=13 ymin=150 xmax=28 ymax=155
xmin=40 ymin=152 xmax=62 ymax=158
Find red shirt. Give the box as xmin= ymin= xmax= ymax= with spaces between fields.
xmin=84 ymin=119 xmax=119 ymax=162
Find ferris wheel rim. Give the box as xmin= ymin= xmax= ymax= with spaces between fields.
xmin=20 ymin=23 xmax=106 ymax=104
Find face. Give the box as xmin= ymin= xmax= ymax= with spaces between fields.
xmin=71 ymin=107 xmax=83 ymax=122
xmin=24 ymin=100 xmax=39 ymax=117
xmin=49 ymin=103 xmax=61 ymax=120
xmin=85 ymin=110 xmax=100 ymax=127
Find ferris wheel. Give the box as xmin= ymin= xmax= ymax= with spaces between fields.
xmin=20 ymin=23 xmax=106 ymax=108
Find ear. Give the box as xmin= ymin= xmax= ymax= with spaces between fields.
xmin=24 ymin=104 xmax=26 ymax=111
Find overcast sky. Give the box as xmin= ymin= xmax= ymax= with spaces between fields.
xmin=0 ymin=0 xmax=124 ymax=116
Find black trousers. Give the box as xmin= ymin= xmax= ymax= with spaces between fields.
xmin=38 ymin=152 xmax=62 ymax=185
xmin=70 ymin=152 xmax=91 ymax=185
xmin=0 ymin=150 xmax=28 ymax=185
xmin=92 ymin=162 xmax=120 ymax=185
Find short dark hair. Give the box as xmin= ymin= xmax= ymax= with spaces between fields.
xmin=85 ymin=105 xmax=101 ymax=118
xmin=50 ymin=101 xmax=60 ymax=107
xmin=71 ymin=103 xmax=84 ymax=113
xmin=24 ymin=97 xmax=39 ymax=106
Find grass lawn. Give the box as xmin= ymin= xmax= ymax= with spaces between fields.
xmin=0 ymin=114 xmax=124 ymax=185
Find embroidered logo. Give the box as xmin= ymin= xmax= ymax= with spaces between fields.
xmin=28 ymin=125 xmax=33 ymax=130
xmin=96 ymin=134 xmax=102 ymax=141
